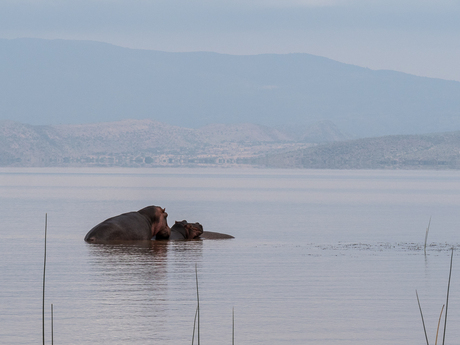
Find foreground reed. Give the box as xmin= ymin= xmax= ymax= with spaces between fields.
xmin=51 ymin=304 xmax=54 ymax=345
xmin=191 ymin=265 xmax=235 ymax=345
xmin=442 ymin=248 xmax=454 ymax=345
xmin=42 ymin=214 xmax=54 ymax=345
xmin=416 ymin=290 xmax=429 ymax=345
xmin=42 ymin=214 xmax=47 ymax=345
xmin=192 ymin=264 xmax=200 ymax=345
xmin=232 ymin=307 xmax=235 ymax=345
xmin=416 ymin=248 xmax=454 ymax=345
xmin=436 ymin=305 xmax=445 ymax=345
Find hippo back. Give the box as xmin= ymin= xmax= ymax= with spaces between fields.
xmin=84 ymin=212 xmax=151 ymax=243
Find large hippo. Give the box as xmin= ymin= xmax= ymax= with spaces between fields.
xmin=168 ymin=220 xmax=204 ymax=240
xmin=84 ymin=206 xmax=170 ymax=243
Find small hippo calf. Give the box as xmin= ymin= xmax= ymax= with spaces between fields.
xmin=167 ymin=220 xmax=204 ymax=240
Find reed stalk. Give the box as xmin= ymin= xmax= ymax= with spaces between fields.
xmin=51 ymin=304 xmax=54 ymax=345
xmin=193 ymin=264 xmax=200 ymax=345
xmin=442 ymin=248 xmax=454 ymax=345
xmin=232 ymin=307 xmax=235 ymax=345
xmin=424 ymin=216 xmax=431 ymax=255
xmin=191 ymin=307 xmax=198 ymax=345
xmin=416 ymin=289 xmax=430 ymax=345
xmin=42 ymin=213 xmax=48 ymax=345
xmin=435 ymin=304 xmax=444 ymax=345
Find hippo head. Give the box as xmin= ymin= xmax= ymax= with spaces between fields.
xmin=138 ymin=206 xmax=170 ymax=239
xmin=175 ymin=220 xmax=204 ymax=240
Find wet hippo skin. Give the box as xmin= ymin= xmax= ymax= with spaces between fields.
xmin=168 ymin=220 xmax=204 ymax=240
xmin=165 ymin=220 xmax=234 ymax=240
xmin=84 ymin=206 xmax=170 ymax=243
xmin=200 ymin=231 xmax=234 ymax=239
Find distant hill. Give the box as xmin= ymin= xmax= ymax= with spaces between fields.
xmin=3 ymin=120 xmax=460 ymax=169
xmin=0 ymin=119 xmax=321 ymax=167
xmin=1 ymin=38 xmax=460 ymax=138
xmin=257 ymin=132 xmax=460 ymax=169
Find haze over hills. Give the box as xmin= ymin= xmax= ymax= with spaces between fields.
xmin=3 ymin=119 xmax=460 ymax=170
xmin=0 ymin=119 xmax=325 ymax=167
xmin=1 ymin=38 xmax=460 ymax=139
xmin=257 ymin=131 xmax=460 ymax=170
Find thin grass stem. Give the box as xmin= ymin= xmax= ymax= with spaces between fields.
xmin=424 ymin=216 xmax=431 ymax=255
xmin=435 ymin=304 xmax=445 ymax=345
xmin=232 ymin=307 xmax=235 ymax=345
xmin=195 ymin=264 xmax=200 ymax=345
xmin=42 ymin=213 xmax=47 ymax=345
xmin=191 ymin=306 xmax=198 ymax=345
xmin=442 ymin=248 xmax=454 ymax=345
xmin=51 ymin=304 xmax=54 ymax=345
xmin=416 ymin=290 xmax=430 ymax=345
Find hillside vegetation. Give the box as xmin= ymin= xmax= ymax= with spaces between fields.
xmin=0 ymin=120 xmax=322 ymax=167
xmin=257 ymin=132 xmax=460 ymax=169
xmin=2 ymin=120 xmax=460 ymax=169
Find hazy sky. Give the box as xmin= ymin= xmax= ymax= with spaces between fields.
xmin=1 ymin=0 xmax=459 ymax=81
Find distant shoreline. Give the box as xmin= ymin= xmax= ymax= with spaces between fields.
xmin=3 ymin=119 xmax=460 ymax=170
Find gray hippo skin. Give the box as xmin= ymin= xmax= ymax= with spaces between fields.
xmin=84 ymin=206 xmax=170 ymax=243
xmin=167 ymin=220 xmax=234 ymax=240
xmin=168 ymin=220 xmax=204 ymax=240
xmin=200 ymin=231 xmax=234 ymax=239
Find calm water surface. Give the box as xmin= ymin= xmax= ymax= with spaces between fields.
xmin=1 ymin=168 xmax=460 ymax=344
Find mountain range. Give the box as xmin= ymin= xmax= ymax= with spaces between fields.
xmin=1 ymin=38 xmax=460 ymax=139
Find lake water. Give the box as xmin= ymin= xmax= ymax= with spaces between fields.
xmin=1 ymin=167 xmax=460 ymax=345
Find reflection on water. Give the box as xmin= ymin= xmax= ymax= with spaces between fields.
xmin=87 ymin=241 xmax=171 ymax=291
xmin=86 ymin=240 xmax=204 ymax=285
xmin=80 ymin=240 xmax=204 ymax=345
xmin=88 ymin=240 xmax=171 ymax=258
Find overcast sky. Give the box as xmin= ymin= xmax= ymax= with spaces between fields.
xmin=1 ymin=0 xmax=459 ymax=81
